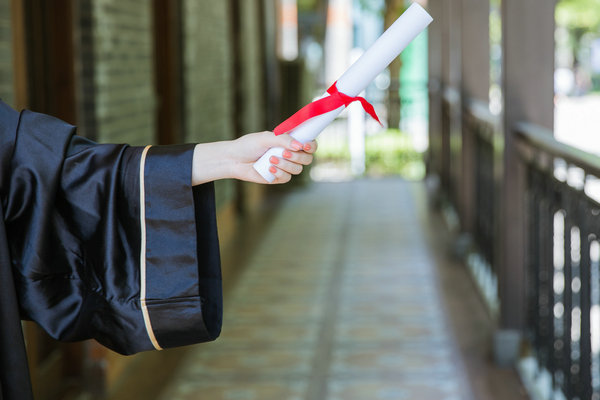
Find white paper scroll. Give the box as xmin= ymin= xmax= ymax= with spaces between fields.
xmin=253 ymin=2 xmax=433 ymax=182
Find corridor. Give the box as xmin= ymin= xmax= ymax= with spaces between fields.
xmin=156 ymin=179 xmax=526 ymax=400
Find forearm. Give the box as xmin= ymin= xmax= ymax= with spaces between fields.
xmin=191 ymin=132 xmax=317 ymax=186
xmin=192 ymin=141 xmax=236 ymax=186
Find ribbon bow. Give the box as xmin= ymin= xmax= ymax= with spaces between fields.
xmin=274 ymin=81 xmax=382 ymax=136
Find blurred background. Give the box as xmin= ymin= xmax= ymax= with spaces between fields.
xmin=2 ymin=0 xmax=600 ymax=399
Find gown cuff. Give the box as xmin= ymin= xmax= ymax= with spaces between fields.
xmin=140 ymin=144 xmax=223 ymax=350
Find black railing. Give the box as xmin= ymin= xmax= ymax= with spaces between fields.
xmin=467 ymin=100 xmax=499 ymax=272
xmin=454 ymin=100 xmax=502 ymax=312
xmin=517 ymin=122 xmax=600 ymax=400
xmin=441 ymin=87 xmax=461 ymax=208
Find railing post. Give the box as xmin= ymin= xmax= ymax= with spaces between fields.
xmin=427 ymin=0 xmax=443 ymax=181
xmin=498 ymin=0 xmax=555 ymax=365
xmin=442 ymin=0 xmax=462 ymax=203
xmin=426 ymin=0 xmax=461 ymax=198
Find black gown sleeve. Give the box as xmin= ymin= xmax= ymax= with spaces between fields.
xmin=1 ymin=103 xmax=222 ymax=355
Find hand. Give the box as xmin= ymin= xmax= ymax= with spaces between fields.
xmin=231 ymin=131 xmax=317 ymax=184
xmin=192 ymin=131 xmax=317 ymax=185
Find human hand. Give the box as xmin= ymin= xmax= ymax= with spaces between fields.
xmin=191 ymin=131 xmax=317 ymax=185
xmin=229 ymin=131 xmax=318 ymax=184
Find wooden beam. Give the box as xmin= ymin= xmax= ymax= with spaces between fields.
xmin=153 ymin=0 xmax=184 ymax=145
xmin=46 ymin=0 xmax=77 ymax=124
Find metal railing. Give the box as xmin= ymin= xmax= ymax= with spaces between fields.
xmin=516 ymin=122 xmax=600 ymax=400
xmin=443 ymin=99 xmax=501 ymax=313
xmin=435 ymin=80 xmax=600 ymax=397
xmin=441 ymin=87 xmax=461 ymax=208
xmin=442 ymin=87 xmax=462 ymax=208
xmin=467 ymin=100 xmax=500 ymax=273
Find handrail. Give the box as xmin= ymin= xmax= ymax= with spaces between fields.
xmin=519 ymin=120 xmax=598 ymax=399
xmin=466 ymin=99 xmax=500 ymax=143
xmin=468 ymin=97 xmax=499 ymax=302
xmin=467 ymin=99 xmax=500 ymax=128
xmin=515 ymin=121 xmax=600 ymax=178
xmin=442 ymin=86 xmax=460 ymax=105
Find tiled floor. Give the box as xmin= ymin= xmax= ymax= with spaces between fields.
xmin=157 ymin=180 xmax=481 ymax=400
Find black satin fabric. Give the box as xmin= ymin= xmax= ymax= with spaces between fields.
xmin=0 ymin=100 xmax=222 ymax=399
xmin=0 ymin=100 xmax=33 ymax=400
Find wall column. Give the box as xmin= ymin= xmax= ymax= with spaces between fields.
xmin=460 ymin=0 xmax=489 ymax=104
xmin=497 ymin=0 xmax=555 ymax=364
xmin=441 ymin=0 xmax=461 ymax=91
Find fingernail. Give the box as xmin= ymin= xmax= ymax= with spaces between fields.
xmin=282 ymin=150 xmax=292 ymax=159
xmin=269 ymin=166 xmax=277 ymax=174
xmin=303 ymin=143 xmax=311 ymax=151
xmin=269 ymin=156 xmax=279 ymax=164
xmin=291 ymin=140 xmax=302 ymax=150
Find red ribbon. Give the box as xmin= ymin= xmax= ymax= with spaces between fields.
xmin=273 ymin=81 xmax=382 ymax=136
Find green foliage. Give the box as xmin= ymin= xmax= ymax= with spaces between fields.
xmin=298 ymin=0 xmax=319 ymax=12
xmin=364 ymin=129 xmax=425 ymax=179
xmin=316 ymin=141 xmax=351 ymax=160
xmin=489 ymin=3 xmax=502 ymax=45
xmin=358 ymin=0 xmax=384 ymax=14
xmin=556 ymin=0 xmax=600 ymax=30
xmin=316 ymin=129 xmax=425 ymax=180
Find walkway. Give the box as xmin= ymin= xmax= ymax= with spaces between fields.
xmin=157 ymin=179 xmax=526 ymax=400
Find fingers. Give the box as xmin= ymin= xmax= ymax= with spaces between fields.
xmin=257 ymin=133 xmax=318 ymax=184
xmin=267 ymin=164 xmax=292 ymax=184
xmin=286 ymin=138 xmax=318 ymax=155
xmin=300 ymin=140 xmax=318 ymax=154
xmin=269 ymin=155 xmax=303 ymax=175
xmin=282 ymin=148 xmax=313 ymax=166
xmin=271 ymin=133 xmax=318 ymax=155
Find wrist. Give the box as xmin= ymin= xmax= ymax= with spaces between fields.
xmin=192 ymin=141 xmax=235 ymax=185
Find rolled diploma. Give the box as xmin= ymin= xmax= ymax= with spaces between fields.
xmin=253 ymin=2 xmax=433 ymax=182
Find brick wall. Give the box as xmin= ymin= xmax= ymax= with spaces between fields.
xmin=90 ymin=0 xmax=156 ymax=145
xmin=78 ymin=0 xmax=271 ymax=207
xmin=183 ymin=1 xmax=233 ymax=144
xmin=0 ymin=0 xmax=14 ymax=105
xmin=183 ymin=0 xmax=235 ymax=208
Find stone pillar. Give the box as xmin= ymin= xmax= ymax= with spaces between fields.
xmin=496 ymin=0 xmax=555 ymax=365
xmin=459 ymin=0 xmax=489 ymax=233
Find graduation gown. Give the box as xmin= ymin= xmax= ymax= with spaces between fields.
xmin=0 ymin=100 xmax=223 ymax=399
